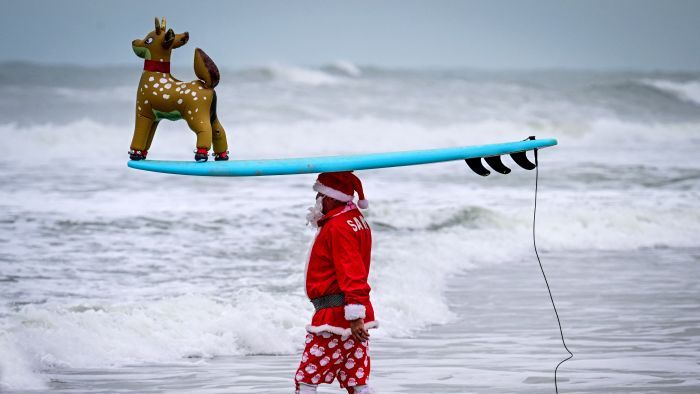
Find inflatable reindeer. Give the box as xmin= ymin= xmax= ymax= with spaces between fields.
xmin=129 ymin=17 xmax=229 ymax=162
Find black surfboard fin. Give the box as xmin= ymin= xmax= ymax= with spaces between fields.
xmin=465 ymin=158 xmax=490 ymax=176
xmin=485 ymin=156 xmax=511 ymax=174
xmin=510 ymin=151 xmax=537 ymax=170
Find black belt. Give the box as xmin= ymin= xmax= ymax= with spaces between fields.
xmin=310 ymin=293 xmax=345 ymax=312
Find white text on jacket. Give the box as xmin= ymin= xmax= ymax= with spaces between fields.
xmin=347 ymin=216 xmax=369 ymax=232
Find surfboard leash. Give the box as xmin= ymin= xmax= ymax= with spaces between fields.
xmin=532 ymin=146 xmax=574 ymax=393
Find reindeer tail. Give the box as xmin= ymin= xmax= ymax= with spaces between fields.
xmin=194 ymin=48 xmax=220 ymax=89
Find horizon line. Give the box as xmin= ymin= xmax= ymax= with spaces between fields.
xmin=1 ymin=60 xmax=699 ymax=74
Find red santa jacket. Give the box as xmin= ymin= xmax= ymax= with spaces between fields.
xmin=305 ymin=205 xmax=377 ymax=336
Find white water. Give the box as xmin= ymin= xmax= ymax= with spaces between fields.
xmin=641 ymin=78 xmax=700 ymax=105
xmin=0 ymin=65 xmax=699 ymax=392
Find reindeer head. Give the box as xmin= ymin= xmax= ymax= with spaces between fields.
xmin=132 ymin=17 xmax=189 ymax=61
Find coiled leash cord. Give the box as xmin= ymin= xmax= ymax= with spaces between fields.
xmin=532 ymin=149 xmax=574 ymax=393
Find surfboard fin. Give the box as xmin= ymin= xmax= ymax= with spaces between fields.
xmin=510 ymin=151 xmax=537 ymax=170
xmin=465 ymin=158 xmax=491 ymax=176
xmin=467 ymin=150 xmax=536 ymax=176
xmin=485 ymin=156 xmax=511 ymax=174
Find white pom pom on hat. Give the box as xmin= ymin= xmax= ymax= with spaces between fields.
xmin=312 ymin=171 xmax=369 ymax=209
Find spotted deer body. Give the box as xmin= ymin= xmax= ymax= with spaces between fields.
xmin=130 ymin=17 xmax=228 ymax=162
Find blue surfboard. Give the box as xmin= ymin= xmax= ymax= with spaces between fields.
xmin=127 ymin=138 xmax=557 ymax=177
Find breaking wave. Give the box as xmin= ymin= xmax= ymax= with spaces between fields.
xmin=261 ymin=63 xmax=343 ymax=85
xmin=324 ymin=61 xmax=362 ymax=77
xmin=640 ymin=78 xmax=700 ymax=105
xmin=0 ymin=292 xmax=307 ymax=390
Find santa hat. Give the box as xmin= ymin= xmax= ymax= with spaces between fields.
xmin=313 ymin=171 xmax=369 ymax=209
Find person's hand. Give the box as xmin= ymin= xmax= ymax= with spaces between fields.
xmin=350 ymin=318 xmax=370 ymax=343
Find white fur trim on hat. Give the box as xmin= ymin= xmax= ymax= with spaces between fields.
xmin=313 ymin=181 xmax=354 ymax=202
xmin=357 ymin=199 xmax=369 ymax=209
xmin=344 ymin=304 xmax=366 ymax=321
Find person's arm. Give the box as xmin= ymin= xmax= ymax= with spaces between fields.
xmin=329 ymin=225 xmax=371 ymax=342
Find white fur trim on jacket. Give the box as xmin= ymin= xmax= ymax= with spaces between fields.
xmin=313 ymin=182 xmax=353 ymax=202
xmin=306 ymin=321 xmax=379 ymax=337
xmin=344 ymin=304 xmax=366 ymax=320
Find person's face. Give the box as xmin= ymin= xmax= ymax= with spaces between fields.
xmin=316 ymin=192 xmax=341 ymax=214
xmin=315 ymin=193 xmax=327 ymax=214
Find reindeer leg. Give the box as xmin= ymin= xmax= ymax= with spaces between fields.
xmin=145 ymin=121 xmax=160 ymax=152
xmin=186 ymin=115 xmax=212 ymax=161
xmin=192 ymin=123 xmax=212 ymax=151
xmin=211 ymin=116 xmax=229 ymax=160
xmin=130 ymin=113 xmax=155 ymax=160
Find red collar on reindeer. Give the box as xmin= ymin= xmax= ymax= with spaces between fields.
xmin=143 ymin=60 xmax=171 ymax=73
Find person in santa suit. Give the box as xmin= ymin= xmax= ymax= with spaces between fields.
xmin=294 ymin=171 xmax=377 ymax=394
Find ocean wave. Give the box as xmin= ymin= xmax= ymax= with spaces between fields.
xmin=323 ymin=61 xmax=362 ymax=77
xmin=51 ymin=86 xmax=134 ymax=103
xmin=369 ymin=186 xmax=700 ymax=252
xmin=261 ymin=63 xmax=343 ymax=86
xmin=0 ymin=292 xmax=308 ymax=390
xmin=0 ymin=115 xmax=695 ymax=164
xmin=639 ymin=79 xmax=700 ymax=105
xmin=5 ymin=68 xmax=700 ymax=127
xmin=0 ymin=222 xmax=469 ymax=389
xmin=372 ymin=206 xmax=503 ymax=232
xmin=0 ymin=334 xmax=45 ymax=390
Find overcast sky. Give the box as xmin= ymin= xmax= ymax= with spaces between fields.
xmin=2 ymin=0 xmax=699 ymax=70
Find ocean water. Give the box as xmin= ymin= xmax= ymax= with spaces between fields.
xmin=0 ymin=62 xmax=699 ymax=393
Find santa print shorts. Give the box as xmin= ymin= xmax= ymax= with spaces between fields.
xmin=294 ymin=331 xmax=370 ymax=390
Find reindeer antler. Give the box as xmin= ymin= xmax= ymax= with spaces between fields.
xmin=154 ymin=17 xmax=167 ymax=34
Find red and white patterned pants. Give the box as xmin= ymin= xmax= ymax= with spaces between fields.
xmin=294 ymin=331 xmax=370 ymax=392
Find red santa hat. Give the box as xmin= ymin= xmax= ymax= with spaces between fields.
xmin=313 ymin=171 xmax=369 ymax=209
